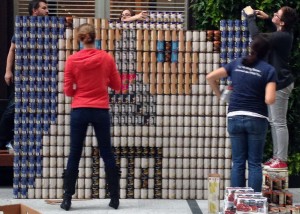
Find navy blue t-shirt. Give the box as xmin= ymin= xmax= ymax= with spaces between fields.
xmin=224 ymin=58 xmax=276 ymax=117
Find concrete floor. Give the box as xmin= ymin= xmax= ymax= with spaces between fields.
xmin=0 ymin=187 xmax=300 ymax=214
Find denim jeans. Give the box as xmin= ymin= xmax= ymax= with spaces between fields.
xmin=227 ymin=115 xmax=268 ymax=192
xmin=0 ymin=88 xmax=14 ymax=149
xmin=268 ymin=83 xmax=294 ymax=161
xmin=66 ymin=108 xmax=116 ymax=172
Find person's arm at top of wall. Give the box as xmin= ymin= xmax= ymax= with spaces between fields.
xmin=64 ymin=57 xmax=76 ymax=97
xmin=245 ymin=6 xmax=276 ymax=38
xmin=5 ymin=42 xmax=15 ymax=86
xmin=122 ymin=11 xmax=148 ymax=22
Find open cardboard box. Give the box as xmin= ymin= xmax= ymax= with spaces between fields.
xmin=0 ymin=204 xmax=41 ymax=214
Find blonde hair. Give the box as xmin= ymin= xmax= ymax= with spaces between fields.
xmin=77 ymin=23 xmax=95 ymax=44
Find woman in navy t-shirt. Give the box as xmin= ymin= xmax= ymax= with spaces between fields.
xmin=206 ymin=35 xmax=277 ymax=192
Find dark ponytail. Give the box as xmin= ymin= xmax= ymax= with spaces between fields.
xmin=242 ymin=34 xmax=270 ymax=67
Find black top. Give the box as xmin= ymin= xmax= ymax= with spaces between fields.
xmin=246 ymin=15 xmax=294 ymax=90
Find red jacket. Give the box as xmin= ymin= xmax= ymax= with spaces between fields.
xmin=64 ymin=48 xmax=121 ymax=109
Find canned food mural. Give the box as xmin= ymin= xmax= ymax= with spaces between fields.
xmin=13 ymin=14 xmax=250 ymax=199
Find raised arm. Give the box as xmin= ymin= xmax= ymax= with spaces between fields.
xmin=122 ymin=11 xmax=148 ymax=22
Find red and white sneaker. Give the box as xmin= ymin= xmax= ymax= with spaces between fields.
xmin=263 ymin=158 xmax=276 ymax=166
xmin=265 ymin=159 xmax=288 ymax=170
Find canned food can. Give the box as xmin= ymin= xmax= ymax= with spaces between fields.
xmin=157 ymin=52 xmax=164 ymax=62
xmin=157 ymin=41 xmax=165 ymax=51
xmin=156 ymin=22 xmax=163 ymax=30
xmin=241 ymin=20 xmax=248 ymax=31
xmin=149 ymin=11 xmax=156 ymax=22
xmin=220 ymin=20 xmax=227 ymax=31
xmin=109 ymin=20 xmax=115 ymax=29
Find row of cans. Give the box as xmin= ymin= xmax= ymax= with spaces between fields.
xmin=148 ymin=11 xmax=184 ymax=23
xmin=220 ymin=19 xmax=248 ymax=32
xmin=220 ymin=41 xmax=251 ymax=53
xmin=13 ymin=166 xmax=231 ymax=182
xmin=111 ymin=115 xmax=155 ymax=126
xmin=110 ymin=93 xmax=155 ymax=104
xmin=14 ymin=35 xmax=62 ymax=49
xmin=220 ymin=30 xmax=250 ymax=42
xmin=111 ymin=126 xmax=228 ymax=138
xmin=14 ymin=26 xmax=64 ymax=41
xmin=220 ymin=51 xmax=249 ymax=65
xmin=118 ymin=29 xmax=215 ymax=43
xmin=15 ymin=16 xmax=65 ymax=28
xmin=61 ymin=178 xmax=225 ymax=190
xmin=15 ymin=53 xmax=59 ymax=67
xmin=113 ymin=52 xmax=220 ymax=65
xmin=112 ymin=21 xmax=184 ymax=31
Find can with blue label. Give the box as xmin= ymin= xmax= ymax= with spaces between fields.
xmin=242 ymin=31 xmax=249 ymax=43
xmin=157 ymin=41 xmax=165 ymax=51
xmin=15 ymin=15 xmax=22 ymax=27
xmin=51 ymin=16 xmax=58 ymax=27
xmin=227 ymin=41 xmax=234 ymax=52
xmin=22 ymin=16 xmax=28 ymax=27
xmin=234 ymin=52 xmax=242 ymax=59
xmin=37 ymin=16 xmax=44 ymax=27
xmin=157 ymin=52 xmax=165 ymax=62
xmin=220 ymin=42 xmax=227 ymax=53
xmin=234 ymin=31 xmax=241 ymax=42
xmin=227 ymin=20 xmax=234 ymax=31
xmin=44 ymin=16 xmax=50 ymax=28
xmin=171 ymin=41 xmax=178 ymax=51
xmin=234 ymin=20 xmax=241 ymax=31
xmin=227 ymin=31 xmax=234 ymax=42
xmin=171 ymin=52 xmax=178 ymax=63
xmin=241 ymin=20 xmax=248 ymax=31
xmin=235 ymin=41 xmax=242 ymax=53
xmin=30 ymin=27 xmax=36 ymax=39
xmin=227 ymin=52 xmax=234 ymax=63
xmin=220 ymin=20 xmax=227 ymax=31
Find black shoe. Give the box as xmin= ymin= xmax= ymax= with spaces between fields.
xmin=60 ymin=196 xmax=72 ymax=211
xmin=109 ymin=197 xmax=119 ymax=209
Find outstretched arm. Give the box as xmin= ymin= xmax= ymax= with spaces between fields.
xmin=122 ymin=11 xmax=148 ymax=22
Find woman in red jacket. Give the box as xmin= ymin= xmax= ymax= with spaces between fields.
xmin=61 ymin=23 xmax=121 ymax=211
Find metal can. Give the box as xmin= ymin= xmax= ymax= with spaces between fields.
xmin=220 ymin=20 xmax=227 ymax=31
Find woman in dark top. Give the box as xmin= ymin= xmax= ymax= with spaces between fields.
xmin=207 ymin=35 xmax=276 ymax=192
xmin=244 ymin=6 xmax=298 ymax=169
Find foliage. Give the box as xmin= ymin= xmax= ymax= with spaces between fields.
xmin=190 ymin=0 xmax=300 ymax=175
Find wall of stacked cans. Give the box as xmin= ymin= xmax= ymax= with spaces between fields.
xmin=13 ymin=13 xmax=250 ymax=199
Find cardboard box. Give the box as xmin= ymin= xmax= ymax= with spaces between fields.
xmin=0 ymin=204 xmax=41 ymax=214
xmin=208 ymin=173 xmax=221 ymax=214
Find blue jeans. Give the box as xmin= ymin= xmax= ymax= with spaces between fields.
xmin=268 ymin=83 xmax=294 ymax=161
xmin=66 ymin=108 xmax=116 ymax=172
xmin=227 ymin=115 xmax=268 ymax=192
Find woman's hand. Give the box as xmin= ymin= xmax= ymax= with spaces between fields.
xmin=255 ymin=10 xmax=269 ymax=19
xmin=136 ymin=11 xmax=148 ymax=20
xmin=243 ymin=6 xmax=255 ymax=15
